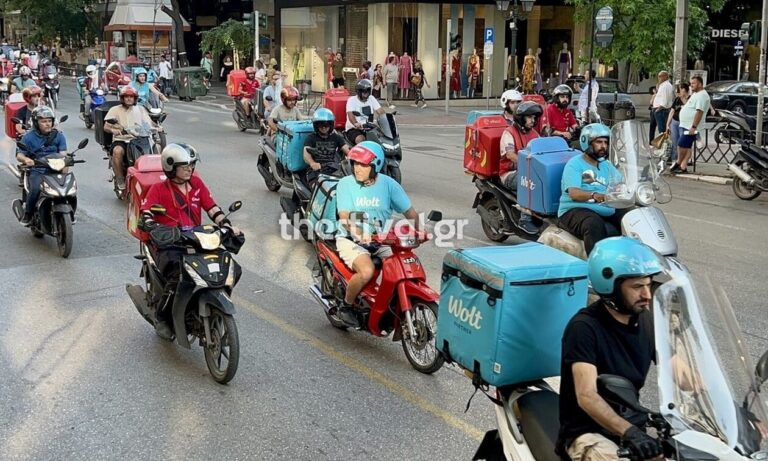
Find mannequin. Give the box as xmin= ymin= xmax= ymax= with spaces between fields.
xmin=558 ymin=42 xmax=572 ymax=84
xmin=467 ymin=49 xmax=480 ymax=98
xmin=451 ymin=50 xmax=462 ymax=99
xmin=507 ymin=53 xmax=518 ymax=88
xmin=399 ymin=51 xmax=413 ymax=99
xmin=522 ymin=48 xmax=536 ymax=94
xmin=534 ymin=48 xmax=543 ymax=92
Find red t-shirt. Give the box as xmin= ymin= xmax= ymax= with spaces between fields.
xmin=240 ymin=79 xmax=260 ymax=98
xmin=545 ymin=103 xmax=577 ymax=133
xmin=141 ymin=176 xmax=216 ymax=230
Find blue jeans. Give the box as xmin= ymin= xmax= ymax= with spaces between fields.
xmin=653 ymin=108 xmax=670 ymax=138
xmin=669 ymin=119 xmax=680 ymax=162
xmin=25 ymin=170 xmax=43 ymax=214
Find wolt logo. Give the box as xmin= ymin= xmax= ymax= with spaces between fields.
xmin=447 ymin=296 xmax=483 ymax=330
xmin=355 ymin=196 xmax=380 ymax=207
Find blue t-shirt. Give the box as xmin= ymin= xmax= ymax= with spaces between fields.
xmin=13 ymin=77 xmax=36 ymax=90
xmin=558 ymin=154 xmax=623 ymax=217
xmin=131 ymin=81 xmax=151 ymax=104
xmin=20 ymin=129 xmax=67 ymax=172
xmin=336 ymin=174 xmax=411 ymax=237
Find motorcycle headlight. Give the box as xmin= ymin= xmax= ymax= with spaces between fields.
xmin=193 ymin=231 xmax=222 ymax=250
xmin=184 ymin=262 xmax=208 ymax=287
xmin=41 ymin=181 xmax=60 ymax=197
xmin=47 ymin=73 xmax=54 ymax=79
xmin=47 ymin=158 xmax=66 ymax=171
xmin=66 ymin=181 xmax=77 ymax=196
xmin=381 ymin=142 xmax=400 ymax=150
xmin=635 ymin=183 xmax=656 ymax=206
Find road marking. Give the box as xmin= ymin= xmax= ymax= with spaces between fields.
xmin=234 ymin=296 xmax=485 ymax=442
xmin=665 ymin=212 xmax=749 ymax=232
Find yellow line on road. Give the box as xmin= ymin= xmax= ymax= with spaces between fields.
xmin=234 ymin=296 xmax=485 ymax=442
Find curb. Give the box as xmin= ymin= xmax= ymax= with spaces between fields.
xmin=676 ymin=173 xmax=732 ymax=185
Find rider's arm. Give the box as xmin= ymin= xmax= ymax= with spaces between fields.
xmin=572 ymin=362 xmax=633 ymax=437
xmin=403 ymin=208 xmax=420 ymax=231
xmin=16 ymin=151 xmax=33 ymax=166
xmin=500 ymin=130 xmax=518 ymax=163
xmin=338 ymin=210 xmax=368 ymax=242
xmin=563 ymin=162 xmax=605 ymax=202
xmin=149 ymin=83 xmax=167 ymax=101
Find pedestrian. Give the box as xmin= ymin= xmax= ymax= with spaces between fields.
xmin=254 ymin=60 xmax=266 ymax=87
xmin=372 ymin=63 xmax=383 ymax=100
xmin=647 ymin=86 xmax=657 ymax=142
xmin=410 ymin=60 xmax=430 ymax=108
xmin=266 ymin=57 xmax=278 ymax=82
xmin=220 ymin=54 xmax=233 ymax=82
xmin=577 ymin=70 xmax=599 ymax=123
xmin=331 ymin=52 xmax=345 ymax=88
xmin=665 ymin=83 xmax=689 ymax=164
xmin=673 ymin=75 xmax=710 ymax=174
xmin=383 ymin=55 xmax=399 ymax=109
xmin=200 ymin=51 xmax=213 ymax=80
xmin=651 ymin=71 xmax=674 ymax=138
xmin=158 ymin=54 xmax=173 ymax=94
xmin=359 ymin=61 xmax=372 ymax=81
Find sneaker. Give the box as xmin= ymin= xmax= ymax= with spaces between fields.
xmin=154 ymin=320 xmax=175 ymax=341
xmin=337 ymin=303 xmax=361 ymax=329
xmin=20 ymin=212 xmax=32 ymax=227
xmin=669 ymin=164 xmax=682 ymax=174
xmin=518 ymin=215 xmax=539 ymax=235
xmin=115 ymin=177 xmax=126 ymax=190
xmin=420 ymin=103 xmax=427 ymax=109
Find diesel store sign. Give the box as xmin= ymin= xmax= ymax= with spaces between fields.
xmin=711 ymin=28 xmax=748 ymax=39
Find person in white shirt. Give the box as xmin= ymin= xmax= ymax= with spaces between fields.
xmin=651 ymin=70 xmax=675 ymax=138
xmin=157 ymin=55 xmax=173 ymax=95
xmin=578 ymin=70 xmax=599 ymax=123
xmin=346 ymin=79 xmax=385 ymax=145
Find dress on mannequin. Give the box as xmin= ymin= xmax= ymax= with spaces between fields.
xmin=522 ymin=49 xmax=536 ymax=94
xmin=507 ymin=54 xmax=518 ymax=87
xmin=451 ymin=52 xmax=462 ymax=98
xmin=534 ymin=48 xmax=543 ymax=93
xmin=558 ymin=43 xmax=572 ymax=84
xmin=398 ymin=52 xmax=413 ymax=99
xmin=467 ymin=50 xmax=480 ymax=98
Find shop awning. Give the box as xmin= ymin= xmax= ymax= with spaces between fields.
xmin=105 ymin=1 xmax=191 ymax=32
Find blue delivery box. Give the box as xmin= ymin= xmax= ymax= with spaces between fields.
xmin=436 ymin=243 xmax=588 ymax=387
xmin=517 ymin=137 xmax=580 ymax=216
xmin=276 ymin=120 xmax=314 ymax=172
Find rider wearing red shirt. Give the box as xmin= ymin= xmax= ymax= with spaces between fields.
xmin=546 ymin=84 xmax=579 ymax=142
xmin=239 ymin=66 xmax=260 ymax=118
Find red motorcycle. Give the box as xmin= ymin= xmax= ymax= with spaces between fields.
xmin=309 ymin=211 xmax=444 ymax=374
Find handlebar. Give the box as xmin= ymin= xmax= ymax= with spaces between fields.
xmin=616 ymin=448 xmax=632 ymax=458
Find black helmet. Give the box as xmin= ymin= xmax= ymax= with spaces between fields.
xmin=514 ymin=101 xmax=543 ymax=133
xmin=356 ymin=79 xmax=373 ymax=100
xmin=31 ymin=105 xmax=55 ymax=131
xmin=553 ymin=84 xmax=573 ymax=108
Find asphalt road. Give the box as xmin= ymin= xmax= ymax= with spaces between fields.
xmin=0 ymin=85 xmax=766 ymax=460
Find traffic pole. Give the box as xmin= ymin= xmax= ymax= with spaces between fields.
xmin=756 ymin=0 xmax=768 ymax=145
xmin=445 ymin=19 xmax=451 ymax=114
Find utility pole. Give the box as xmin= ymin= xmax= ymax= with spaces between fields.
xmin=672 ymin=0 xmax=689 ymax=84
xmin=756 ymin=0 xmax=768 ymax=145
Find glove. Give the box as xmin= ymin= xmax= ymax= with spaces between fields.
xmin=622 ymin=426 xmax=662 ymax=460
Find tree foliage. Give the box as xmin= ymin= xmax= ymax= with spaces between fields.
xmin=3 ymin=0 xmax=100 ymax=44
xmin=566 ymin=0 xmax=725 ymax=73
xmin=199 ymin=19 xmax=253 ymax=70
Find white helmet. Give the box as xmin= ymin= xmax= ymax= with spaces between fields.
xmin=86 ymin=64 xmax=97 ymax=76
xmin=19 ymin=65 xmax=31 ymax=76
xmin=500 ymin=89 xmax=523 ymax=109
xmin=161 ymin=143 xmax=199 ymax=178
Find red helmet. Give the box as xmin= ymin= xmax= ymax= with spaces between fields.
xmin=22 ymin=86 xmax=42 ymax=103
xmin=119 ymin=86 xmax=138 ymax=104
xmin=280 ymin=86 xmax=300 ymax=105
xmin=347 ymin=143 xmax=377 ymax=166
xmin=245 ymin=66 xmax=256 ymax=76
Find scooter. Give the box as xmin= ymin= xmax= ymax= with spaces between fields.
xmin=41 ymin=64 xmax=59 ymax=109
xmin=11 ymin=138 xmax=89 ymax=258
xmin=714 ymin=108 xmax=768 ymax=145
xmin=473 ymin=175 xmax=541 ymax=243
xmin=0 ymin=76 xmax=9 ymax=106
xmin=126 ymin=202 xmax=245 ymax=384
xmin=347 ymin=112 xmax=403 ymax=183
xmin=80 ymin=88 xmax=105 ymax=129
xmin=102 ymin=118 xmax=156 ymax=200
xmin=232 ymin=90 xmax=267 ymax=135
xmin=310 ymin=211 xmax=445 ymax=374
xmin=473 ymin=260 xmax=768 ymax=461
xmin=727 ymin=141 xmax=768 ymax=200
xmin=143 ymin=101 xmax=168 ymax=154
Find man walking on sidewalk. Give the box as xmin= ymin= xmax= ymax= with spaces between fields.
xmin=651 ymin=71 xmax=674 ymax=139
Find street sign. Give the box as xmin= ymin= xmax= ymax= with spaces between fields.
xmin=484 ymin=41 xmax=493 ymax=59
xmin=595 ymin=6 xmax=614 ymax=32
xmin=485 ymin=27 xmax=494 ymax=44
xmin=595 ymin=30 xmax=614 ymax=47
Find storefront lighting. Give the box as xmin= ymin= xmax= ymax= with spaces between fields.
xmin=497 ymin=1 xmax=511 ymax=11
xmin=521 ymin=0 xmax=535 ymax=13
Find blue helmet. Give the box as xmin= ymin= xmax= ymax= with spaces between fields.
xmin=348 ymin=141 xmax=385 ymax=174
xmin=588 ymin=237 xmax=665 ymax=296
xmin=579 ymin=123 xmax=611 ymax=151
xmin=312 ymin=108 xmax=335 ymax=133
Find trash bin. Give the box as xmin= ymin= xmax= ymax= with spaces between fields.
xmin=174 ymin=66 xmax=208 ymax=101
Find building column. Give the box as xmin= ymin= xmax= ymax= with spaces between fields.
xmin=485 ymin=8 xmax=506 ymax=99
xmin=573 ymin=20 xmax=588 ymax=75
xmin=462 ymin=5 xmax=475 ymax=95
xmin=367 ymin=4 xmax=389 ymax=64
xmin=526 ymin=7 xmax=541 ymax=52
xmin=417 ymin=3 xmax=439 ymax=99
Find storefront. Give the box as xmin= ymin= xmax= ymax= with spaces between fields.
xmin=105 ymin=0 xmax=190 ymax=62
xmin=699 ymin=0 xmax=761 ymax=83
xmin=275 ymin=0 xmax=581 ymax=100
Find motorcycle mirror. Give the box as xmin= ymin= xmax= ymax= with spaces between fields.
xmin=77 ymin=138 xmax=89 ymax=149
xmin=581 ymin=170 xmax=597 ymax=184
xmin=11 ymin=117 xmax=21 ymax=125
xmin=596 ymin=374 xmax=651 ymax=414
xmin=228 ymin=201 xmax=242 ymax=213
xmin=59 ymin=115 xmax=68 ymax=123
xmin=149 ymin=204 xmax=167 ymax=216
xmin=756 ymin=349 xmax=768 ymax=385
xmin=427 ymin=210 xmax=442 ymax=222
xmin=16 ymin=141 xmax=29 ymax=152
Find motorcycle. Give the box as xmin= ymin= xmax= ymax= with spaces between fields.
xmin=103 ymin=118 xmax=156 ymax=200
xmin=347 ymin=112 xmax=403 ymax=183
xmin=473 ymin=174 xmax=542 ymax=243
xmin=714 ymin=108 xmax=768 ymax=145
xmin=81 ymin=88 xmax=105 ymax=129
xmin=0 ymin=76 xmax=9 ymax=105
xmin=309 ymin=211 xmax=445 ymax=374
xmin=11 ymin=138 xmax=89 ymax=258
xmin=126 ymin=202 xmax=245 ymax=384
xmin=727 ymin=141 xmax=768 ymax=200
xmin=143 ymin=101 xmax=168 ymax=154
xmin=232 ymin=91 xmax=267 ymax=135
xmin=473 ymin=260 xmax=768 ymax=461
xmin=41 ymin=64 xmax=59 ymax=109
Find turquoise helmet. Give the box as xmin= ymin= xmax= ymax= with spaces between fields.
xmin=579 ymin=123 xmax=611 ymax=151
xmin=588 ymin=237 xmax=664 ymax=296
xmin=312 ymin=108 xmax=335 ymax=133
xmin=348 ymin=141 xmax=385 ymax=174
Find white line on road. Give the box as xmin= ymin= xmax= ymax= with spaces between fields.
xmin=666 ymin=212 xmax=749 ymax=232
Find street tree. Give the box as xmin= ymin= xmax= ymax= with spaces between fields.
xmin=199 ymin=19 xmax=254 ymax=71
xmin=2 ymin=0 xmax=100 ymax=45
xmin=161 ymin=0 xmax=188 ymax=67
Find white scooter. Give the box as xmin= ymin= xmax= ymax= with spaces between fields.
xmin=539 ymin=119 xmax=678 ymax=261
xmin=473 ymin=259 xmax=768 ymax=461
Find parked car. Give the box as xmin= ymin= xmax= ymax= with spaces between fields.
xmin=567 ymin=76 xmax=636 ymax=124
xmin=707 ymin=80 xmax=768 ymax=115
xmin=105 ymin=57 xmax=143 ymax=93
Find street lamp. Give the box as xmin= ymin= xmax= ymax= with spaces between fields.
xmin=497 ymin=0 xmax=537 ymax=86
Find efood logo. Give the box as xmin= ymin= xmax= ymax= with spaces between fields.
xmin=447 ymin=296 xmax=483 ymax=330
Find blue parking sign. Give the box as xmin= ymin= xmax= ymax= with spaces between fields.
xmin=485 ymin=27 xmax=494 ymax=44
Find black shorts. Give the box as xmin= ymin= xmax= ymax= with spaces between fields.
xmin=346 ymin=128 xmax=364 ymax=143
xmin=110 ymin=140 xmax=128 ymax=154
xmin=332 ymin=77 xmax=345 ymax=88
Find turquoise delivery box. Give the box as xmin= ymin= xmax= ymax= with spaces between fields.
xmin=436 ymin=243 xmax=588 ymax=386
xmin=308 ymin=175 xmax=339 ymax=238
xmin=517 ymin=137 xmax=580 ymax=216
xmin=276 ymin=120 xmax=314 ymax=172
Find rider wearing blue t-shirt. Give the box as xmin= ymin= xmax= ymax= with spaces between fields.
xmin=558 ymin=124 xmax=628 ymax=255
xmin=335 ymin=141 xmax=420 ymax=328
xmin=131 ymin=68 xmax=167 ymax=106
xmin=16 ymin=106 xmax=68 ymax=225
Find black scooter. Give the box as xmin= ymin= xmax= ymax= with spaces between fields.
xmin=728 ymin=140 xmax=768 ymax=200
xmin=346 ymin=112 xmax=403 ymax=183
xmin=12 ymin=137 xmax=89 ymax=258
xmin=42 ymin=64 xmax=60 ymax=109
xmin=472 ymin=176 xmax=540 ymax=243
xmin=126 ymin=202 xmax=245 ymax=384
xmin=715 ymin=108 xmax=768 ymax=145
xmin=103 ymin=118 xmax=155 ymax=200
xmin=143 ymin=101 xmax=168 ymax=154
xmin=232 ymin=90 xmax=267 ymax=135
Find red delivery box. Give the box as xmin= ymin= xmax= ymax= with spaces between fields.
xmin=5 ymin=101 xmax=26 ymax=139
xmin=322 ymin=88 xmax=350 ymax=130
xmin=226 ymin=70 xmax=247 ymax=97
xmin=464 ymin=115 xmax=508 ymax=176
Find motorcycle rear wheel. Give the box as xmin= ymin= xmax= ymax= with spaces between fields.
xmin=204 ymin=310 xmax=240 ymax=384
xmin=401 ymin=301 xmax=443 ymax=374
xmin=480 ymin=197 xmax=509 ymax=243
xmin=732 ymin=176 xmax=762 ymax=200
xmin=56 ymin=213 xmax=73 ymax=258
xmin=232 ymin=111 xmax=247 ymax=132
xmin=321 ymin=262 xmax=349 ymax=330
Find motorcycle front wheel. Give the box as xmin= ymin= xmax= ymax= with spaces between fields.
xmin=401 ymin=300 xmax=443 ymax=374
xmin=204 ymin=309 xmax=240 ymax=384
xmin=479 ymin=196 xmax=509 ymax=243
xmin=56 ymin=213 xmax=73 ymax=258
xmin=232 ymin=111 xmax=247 ymax=132
xmin=51 ymin=91 xmax=58 ymax=109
